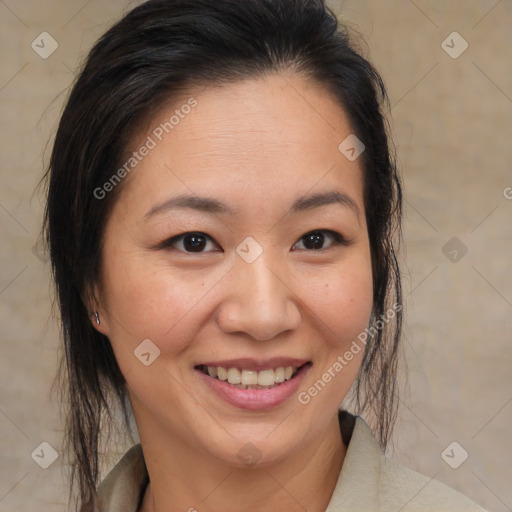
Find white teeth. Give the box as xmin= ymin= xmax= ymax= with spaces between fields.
xmin=274 ymin=367 xmax=285 ymax=383
xmin=241 ymin=370 xmax=258 ymax=385
xmin=203 ymin=365 xmax=300 ymax=387
xmin=227 ymin=368 xmax=241 ymax=385
xmin=257 ymin=369 xmax=275 ymax=386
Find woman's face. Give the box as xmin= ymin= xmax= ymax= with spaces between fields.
xmin=93 ymin=73 xmax=373 ymax=466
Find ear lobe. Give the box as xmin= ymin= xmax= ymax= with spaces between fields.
xmin=82 ymin=282 xmax=110 ymax=334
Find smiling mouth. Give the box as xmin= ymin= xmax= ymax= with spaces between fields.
xmin=195 ymin=362 xmax=311 ymax=390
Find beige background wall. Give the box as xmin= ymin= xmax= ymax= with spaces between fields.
xmin=1 ymin=0 xmax=510 ymax=510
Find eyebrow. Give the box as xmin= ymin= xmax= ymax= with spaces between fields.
xmin=144 ymin=190 xmax=360 ymax=220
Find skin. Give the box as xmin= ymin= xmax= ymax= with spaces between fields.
xmin=90 ymin=72 xmax=373 ymax=512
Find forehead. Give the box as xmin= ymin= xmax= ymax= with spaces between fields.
xmin=113 ymin=73 xmax=365 ymax=218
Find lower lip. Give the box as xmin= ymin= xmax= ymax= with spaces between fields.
xmin=196 ymin=364 xmax=311 ymax=410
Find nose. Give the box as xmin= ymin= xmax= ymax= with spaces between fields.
xmin=216 ymin=253 xmax=301 ymax=341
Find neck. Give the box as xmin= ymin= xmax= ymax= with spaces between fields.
xmin=139 ymin=413 xmax=346 ymax=512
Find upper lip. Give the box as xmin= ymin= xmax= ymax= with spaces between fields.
xmin=195 ymin=358 xmax=311 ymax=371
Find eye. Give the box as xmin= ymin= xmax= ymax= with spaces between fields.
xmin=292 ymin=230 xmax=347 ymax=251
xmin=156 ymin=229 xmax=348 ymax=254
xmin=160 ymin=232 xmax=221 ymax=253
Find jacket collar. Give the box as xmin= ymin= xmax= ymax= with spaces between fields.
xmin=326 ymin=414 xmax=381 ymax=511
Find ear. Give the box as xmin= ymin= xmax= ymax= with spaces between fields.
xmin=82 ymin=281 xmax=111 ymax=336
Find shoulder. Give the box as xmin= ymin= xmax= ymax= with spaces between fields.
xmin=379 ymin=453 xmax=487 ymax=511
xmin=327 ymin=413 xmax=487 ymax=512
xmin=94 ymin=444 xmax=148 ymax=512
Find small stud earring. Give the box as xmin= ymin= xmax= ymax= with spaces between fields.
xmin=92 ymin=311 xmax=100 ymax=325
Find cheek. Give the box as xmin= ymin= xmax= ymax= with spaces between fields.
xmin=298 ymin=258 xmax=374 ymax=346
xmin=100 ymin=252 xmax=215 ymax=361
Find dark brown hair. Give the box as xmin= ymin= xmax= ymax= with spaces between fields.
xmin=41 ymin=0 xmax=402 ymax=508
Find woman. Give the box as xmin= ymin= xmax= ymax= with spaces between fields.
xmin=42 ymin=0 xmax=487 ymax=511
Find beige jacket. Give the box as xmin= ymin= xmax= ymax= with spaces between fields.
xmin=94 ymin=412 xmax=487 ymax=512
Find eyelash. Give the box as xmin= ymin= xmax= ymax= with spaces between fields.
xmin=156 ymin=229 xmax=350 ymax=254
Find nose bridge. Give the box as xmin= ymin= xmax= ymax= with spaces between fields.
xmin=218 ymin=246 xmax=300 ymax=340
xmin=242 ymin=253 xmax=282 ymax=307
